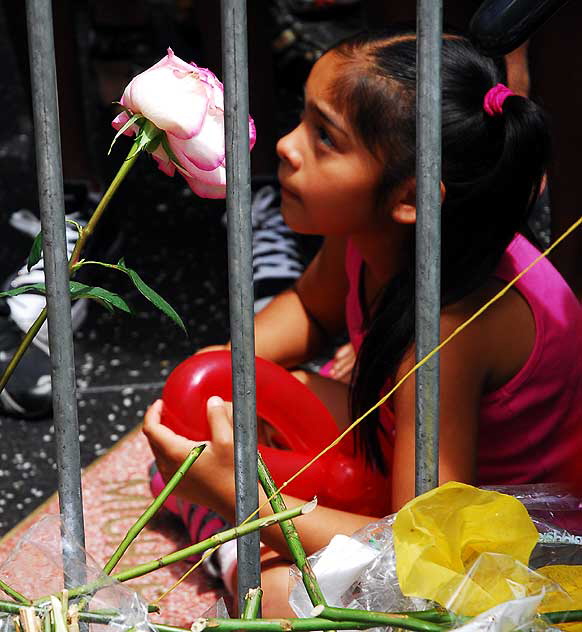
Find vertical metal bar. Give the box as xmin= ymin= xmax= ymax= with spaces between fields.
xmin=221 ymin=0 xmax=261 ymax=611
xmin=25 ymin=0 xmax=86 ymax=585
xmin=415 ymin=0 xmax=443 ymax=496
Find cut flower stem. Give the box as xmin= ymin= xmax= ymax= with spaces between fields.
xmin=102 ymin=445 xmax=206 ymax=575
xmin=257 ymin=453 xmax=326 ymax=609
xmin=34 ymin=501 xmax=314 ymax=602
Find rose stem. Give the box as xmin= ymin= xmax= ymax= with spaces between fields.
xmin=543 ymin=610 xmax=582 ymax=624
xmin=193 ymin=618 xmax=402 ymax=631
xmin=257 ymin=453 xmax=326 ymax=608
xmin=102 ymin=445 xmax=206 ymax=575
xmin=0 ymin=602 xmax=371 ymax=632
xmin=242 ymin=588 xmax=263 ymax=620
xmin=0 ymin=602 xmax=579 ymax=632
xmin=38 ymin=501 xmax=315 ymax=602
xmin=0 ymin=580 xmax=31 ymax=606
xmin=312 ymin=605 xmax=445 ymax=632
xmin=0 ymin=139 xmax=142 ymax=393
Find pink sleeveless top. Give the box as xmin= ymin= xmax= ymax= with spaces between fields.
xmin=345 ymin=234 xmax=582 ymax=486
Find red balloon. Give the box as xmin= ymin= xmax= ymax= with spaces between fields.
xmin=162 ymin=351 xmax=391 ymax=515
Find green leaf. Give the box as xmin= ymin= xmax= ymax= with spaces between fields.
xmin=116 ymin=263 xmax=186 ymax=333
xmin=27 ymin=233 xmax=43 ymax=272
xmin=0 ymin=283 xmax=46 ymax=298
xmin=69 ymin=281 xmax=133 ymax=314
xmin=108 ymin=113 xmax=144 ymax=155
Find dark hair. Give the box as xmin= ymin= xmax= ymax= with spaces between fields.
xmin=328 ymin=27 xmax=550 ymax=473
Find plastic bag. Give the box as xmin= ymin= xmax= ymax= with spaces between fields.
xmin=484 ymin=484 xmax=582 ymax=534
xmin=0 ymin=515 xmax=151 ymax=632
xmin=289 ymin=532 xmax=382 ymax=616
xmin=452 ymin=594 xmax=549 ymax=632
xmin=443 ymin=552 xmax=568 ymax=617
xmin=393 ymin=482 xmax=539 ymax=614
xmin=289 ymin=514 xmax=427 ymax=632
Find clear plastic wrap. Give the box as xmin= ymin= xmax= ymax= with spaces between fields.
xmin=443 ymin=552 xmax=568 ymax=618
xmin=452 ymin=594 xmax=552 ymax=632
xmin=288 ymin=514 xmax=428 ymax=630
xmin=0 ymin=515 xmax=152 ymax=632
xmin=289 ymin=484 xmax=582 ymax=632
xmin=483 ymin=484 xmax=582 ymax=536
xmin=483 ymin=485 xmax=582 ymax=568
xmin=288 ymin=532 xmax=382 ymax=617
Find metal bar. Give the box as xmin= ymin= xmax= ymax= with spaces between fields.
xmin=25 ymin=0 xmax=86 ymax=585
xmin=414 ymin=0 xmax=443 ymax=496
xmin=220 ymin=0 xmax=262 ymax=612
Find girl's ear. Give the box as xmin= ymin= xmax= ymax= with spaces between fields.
xmin=391 ymin=179 xmax=446 ymax=225
xmin=391 ymin=178 xmax=417 ymax=225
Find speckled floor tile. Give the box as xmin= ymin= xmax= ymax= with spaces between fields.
xmin=0 ymin=172 xmax=232 ymax=534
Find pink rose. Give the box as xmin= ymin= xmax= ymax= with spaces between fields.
xmin=112 ymin=48 xmax=256 ymax=199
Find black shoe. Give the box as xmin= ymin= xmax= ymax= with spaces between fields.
xmin=0 ymin=298 xmax=52 ymax=419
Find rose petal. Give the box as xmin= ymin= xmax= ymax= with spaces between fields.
xmin=183 ymin=167 xmax=226 ymax=199
xmin=124 ymin=66 xmax=210 ymax=139
xmin=249 ymin=116 xmax=257 ymax=150
xmin=151 ymin=144 xmax=176 ymax=177
xmin=149 ymin=47 xmax=194 ymax=74
xmin=167 ymin=109 xmax=226 ymax=172
xmin=193 ymin=65 xmax=225 ymax=110
xmin=111 ymin=111 xmax=139 ymax=137
xmin=178 ymin=160 xmax=226 ymax=186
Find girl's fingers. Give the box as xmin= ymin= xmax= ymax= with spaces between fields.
xmin=206 ymin=395 xmax=234 ymax=445
xmin=143 ymin=399 xmax=198 ymax=454
xmin=143 ymin=399 xmax=164 ymax=432
xmin=334 ymin=343 xmax=353 ymax=360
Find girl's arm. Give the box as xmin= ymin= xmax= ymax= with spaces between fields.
xmin=200 ymin=236 xmax=349 ymax=368
xmin=390 ymin=312 xmax=488 ymax=510
xmin=143 ymin=398 xmax=375 ymax=557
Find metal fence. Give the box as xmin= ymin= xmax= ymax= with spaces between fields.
xmin=24 ymin=0 xmax=442 ymax=611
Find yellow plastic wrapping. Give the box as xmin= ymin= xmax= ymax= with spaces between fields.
xmin=393 ymin=482 xmax=540 ymax=615
xmin=538 ymin=565 xmax=582 ymax=632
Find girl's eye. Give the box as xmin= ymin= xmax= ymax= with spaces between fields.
xmin=316 ymin=125 xmax=334 ymax=148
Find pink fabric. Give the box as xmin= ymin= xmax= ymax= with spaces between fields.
xmin=483 ymin=83 xmax=514 ymax=116
xmin=478 ymin=234 xmax=582 ymax=485
xmin=344 ymin=234 xmax=582 ymax=486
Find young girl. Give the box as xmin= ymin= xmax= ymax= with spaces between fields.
xmin=144 ymin=27 xmax=582 ymax=616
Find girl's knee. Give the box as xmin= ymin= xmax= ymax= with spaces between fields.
xmin=260 ymin=559 xmax=295 ymax=618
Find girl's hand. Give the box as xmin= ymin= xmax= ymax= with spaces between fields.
xmin=194 ymin=343 xmax=230 ymax=355
xmin=328 ymin=342 xmax=356 ymax=383
xmin=143 ymin=397 xmax=236 ymax=516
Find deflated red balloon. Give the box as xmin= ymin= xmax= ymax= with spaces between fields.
xmin=161 ymin=351 xmax=391 ymax=515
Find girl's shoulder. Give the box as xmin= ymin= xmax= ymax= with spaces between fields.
xmin=441 ymin=274 xmax=536 ymax=393
xmin=441 ymin=233 xmax=582 ymax=393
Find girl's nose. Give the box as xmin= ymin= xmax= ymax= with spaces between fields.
xmin=276 ymin=127 xmax=302 ymax=170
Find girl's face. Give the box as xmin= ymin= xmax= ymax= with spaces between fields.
xmin=276 ymin=52 xmax=386 ymax=237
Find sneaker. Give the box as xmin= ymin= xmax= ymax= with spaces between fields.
xmin=250 ymin=184 xmax=305 ymax=312
xmin=0 ymin=182 xmax=122 ymax=418
xmin=0 ymin=298 xmax=52 ymax=418
xmin=4 ymin=207 xmax=91 ymax=356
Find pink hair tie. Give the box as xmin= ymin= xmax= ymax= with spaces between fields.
xmin=483 ymin=83 xmax=515 ymax=116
